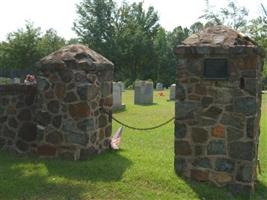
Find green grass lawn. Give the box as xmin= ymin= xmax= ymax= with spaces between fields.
xmin=0 ymin=90 xmax=266 ymax=200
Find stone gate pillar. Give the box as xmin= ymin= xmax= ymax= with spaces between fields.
xmin=174 ymin=26 xmax=265 ymax=193
xmin=35 ymin=45 xmax=114 ymax=160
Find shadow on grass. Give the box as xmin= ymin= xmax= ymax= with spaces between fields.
xmin=0 ymin=150 xmax=132 ymax=199
xmin=181 ymin=177 xmax=267 ymax=200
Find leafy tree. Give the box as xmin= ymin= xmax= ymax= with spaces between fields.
xmin=0 ymin=22 xmax=66 ymax=77
xmin=202 ymin=0 xmax=249 ymax=31
xmin=73 ymin=0 xmax=117 ymax=60
xmin=115 ymin=2 xmax=159 ymax=82
xmin=74 ymin=0 xmax=160 ymax=83
xmin=0 ymin=22 xmax=41 ymax=69
xmin=37 ymin=28 xmax=65 ymax=57
xmin=190 ymin=22 xmax=204 ymax=34
xmin=67 ymin=38 xmax=80 ymax=45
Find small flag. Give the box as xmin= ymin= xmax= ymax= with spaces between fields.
xmin=110 ymin=127 xmax=123 ymax=150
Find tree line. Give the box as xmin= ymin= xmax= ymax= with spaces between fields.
xmin=0 ymin=0 xmax=266 ymax=86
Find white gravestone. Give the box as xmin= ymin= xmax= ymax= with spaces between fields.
xmin=13 ymin=78 xmax=20 ymax=84
xmin=134 ymin=80 xmax=153 ymax=104
xmin=169 ymin=84 xmax=176 ymax=100
xmin=118 ymin=81 xmax=125 ymax=92
xmin=156 ymin=82 xmax=163 ymax=91
xmin=112 ymin=82 xmax=126 ymax=111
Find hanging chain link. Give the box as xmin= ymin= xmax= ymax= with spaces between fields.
xmin=100 ymin=108 xmax=174 ymax=131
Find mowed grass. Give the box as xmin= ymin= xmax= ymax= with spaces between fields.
xmin=0 ymin=90 xmax=266 ymax=200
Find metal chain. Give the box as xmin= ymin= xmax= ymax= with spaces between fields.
xmin=100 ymin=108 xmax=174 ymax=131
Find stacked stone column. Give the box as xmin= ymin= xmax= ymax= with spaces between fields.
xmin=174 ymin=44 xmax=265 ymax=193
xmin=35 ymin=45 xmax=114 ymax=160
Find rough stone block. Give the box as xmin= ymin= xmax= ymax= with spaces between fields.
xmin=174 ymin=158 xmax=186 ymax=174
xmin=175 ymin=122 xmax=187 ymax=139
xmin=175 ymin=82 xmax=185 ymax=101
xmin=221 ymin=113 xmax=245 ymax=130
xmin=37 ymin=144 xmax=57 ymax=156
xmin=203 ymin=106 xmax=223 ymax=119
xmin=215 ymin=158 xmax=235 ymax=173
xmin=207 ymin=140 xmax=226 ymax=155
xmin=191 ymin=169 xmax=209 ymax=181
xmin=69 ymin=103 xmax=90 ymax=120
xmin=227 ymin=127 xmax=243 ymax=142
xmin=192 ymin=127 xmax=208 ymax=143
xmin=175 ymin=101 xmax=199 ymax=120
xmin=211 ymin=172 xmax=232 ymax=186
xmin=18 ymin=122 xmax=37 ymax=142
xmin=234 ymin=97 xmax=257 ymax=116
xmin=212 ymin=125 xmax=225 ymax=138
xmin=175 ymin=140 xmax=192 ymax=156
xmin=246 ymin=117 xmax=255 ymax=139
xmin=46 ymin=131 xmax=63 ymax=145
xmin=229 ymin=142 xmax=255 ymax=161
xmin=193 ymin=158 xmax=211 ymax=168
xmin=236 ymin=163 xmax=253 ymax=183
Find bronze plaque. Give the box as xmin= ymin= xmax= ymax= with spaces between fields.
xmin=204 ymin=59 xmax=228 ymax=79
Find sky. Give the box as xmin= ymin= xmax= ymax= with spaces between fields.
xmin=0 ymin=0 xmax=265 ymax=42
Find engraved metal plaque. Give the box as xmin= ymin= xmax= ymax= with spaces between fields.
xmin=204 ymin=58 xmax=228 ymax=79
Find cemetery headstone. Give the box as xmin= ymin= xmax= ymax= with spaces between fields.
xmin=156 ymin=82 xmax=163 ymax=91
xmin=118 ymin=81 xmax=125 ymax=92
xmin=13 ymin=77 xmax=20 ymax=84
xmin=134 ymin=80 xmax=153 ymax=104
xmin=113 ymin=82 xmax=126 ymax=111
xmin=169 ymin=84 xmax=176 ymax=100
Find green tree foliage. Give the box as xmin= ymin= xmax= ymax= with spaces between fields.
xmin=74 ymin=0 xmax=160 ymax=83
xmin=74 ymin=0 xmax=117 ymax=61
xmin=0 ymin=22 xmax=65 ymax=71
xmin=115 ymin=2 xmax=159 ymax=82
xmin=190 ymin=22 xmax=204 ymax=34
xmin=38 ymin=28 xmax=66 ymax=57
xmin=0 ymin=22 xmax=41 ymax=69
xmin=202 ymin=0 xmax=249 ymax=31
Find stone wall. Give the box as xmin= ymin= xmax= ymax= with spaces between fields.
xmin=0 ymin=45 xmax=114 ymax=160
xmin=174 ymin=44 xmax=265 ymax=193
xmin=0 ymin=84 xmax=37 ymax=153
